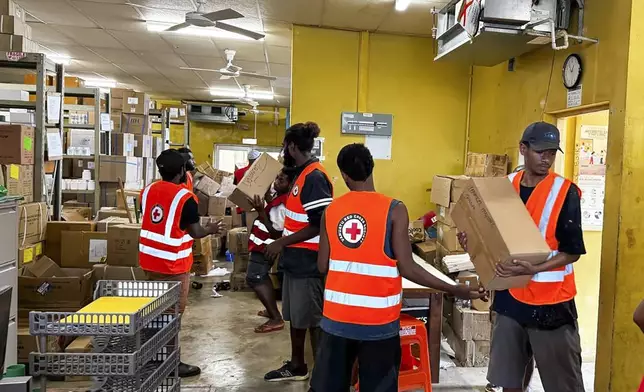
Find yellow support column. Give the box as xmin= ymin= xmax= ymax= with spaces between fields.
xmin=596 ymin=2 xmax=644 ymax=390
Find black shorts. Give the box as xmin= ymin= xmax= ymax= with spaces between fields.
xmin=246 ymin=252 xmax=272 ymax=286
xmin=282 ymin=273 xmax=324 ymax=329
xmin=310 ymin=330 xmax=401 ymax=392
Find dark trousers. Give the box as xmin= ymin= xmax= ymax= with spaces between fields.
xmin=309 ymin=330 xmax=401 ymax=392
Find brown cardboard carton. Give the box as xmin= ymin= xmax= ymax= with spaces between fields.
xmin=18 ymin=327 xmax=58 ymax=362
xmin=0 ymin=15 xmax=26 ymax=35
xmin=192 ymin=248 xmax=213 ymax=275
xmin=152 ymin=136 xmax=164 ymax=158
xmin=0 ymin=1 xmax=26 ymax=22
xmin=430 ymin=175 xmax=469 ymax=207
xmin=245 ymin=210 xmax=259 ymax=232
xmin=437 ymin=222 xmax=463 ymax=252
xmin=110 ymin=132 xmax=134 ymax=156
xmin=465 ymin=152 xmax=509 ymax=177
xmin=18 ymin=202 xmax=47 ymax=247
xmin=18 ymin=241 xmax=43 ymax=268
xmin=61 ymin=206 xmax=91 ymax=221
xmin=19 ymin=256 xmax=93 ymax=310
xmin=123 ymin=92 xmax=149 ymax=115
xmin=192 ymin=235 xmax=212 ymax=256
xmin=142 ymin=157 xmax=155 ymax=186
xmin=437 ymin=202 xmax=457 ymax=227
xmin=92 ymin=264 xmax=146 ymax=282
xmin=96 ymin=216 xmax=131 ymax=232
xmin=228 ymin=153 xmax=282 ymax=212
xmin=2 ymin=164 xmax=33 ymax=202
xmin=61 ymin=231 xmax=108 ymax=268
xmin=96 ymin=207 xmax=131 ymax=221
xmin=408 ymin=219 xmax=425 ymax=243
xmin=194 ymin=175 xmax=220 ymax=197
xmin=451 ymin=302 xmax=491 ymax=341
xmin=99 ymin=156 xmax=142 ymax=183
xmin=450 ymin=177 xmax=551 ymax=290
xmin=107 ymin=224 xmax=141 ymax=266
xmin=133 ymin=134 xmax=152 ymax=157
xmin=121 ymin=113 xmax=149 ymax=135
xmin=208 ymin=195 xmax=227 ymax=216
xmin=413 ymin=239 xmax=437 ymax=263
xmin=227 ymin=227 xmax=249 ymax=254
xmin=0 ymin=33 xmax=11 ymax=51
xmin=0 ymin=124 xmax=34 ymax=164
xmin=45 ymin=221 xmax=95 ymax=265
xmin=211 ymin=235 xmax=222 ymax=256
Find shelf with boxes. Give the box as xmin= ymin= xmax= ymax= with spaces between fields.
xmin=0 ymin=51 xmax=65 ymax=220
xmin=0 ymin=0 xmax=39 ymax=53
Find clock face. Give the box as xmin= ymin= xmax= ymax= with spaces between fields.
xmin=563 ymin=54 xmax=582 ymax=89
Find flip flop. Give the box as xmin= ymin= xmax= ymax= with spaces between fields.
xmin=254 ymin=320 xmax=285 ymax=333
xmin=257 ymin=310 xmax=270 ymax=318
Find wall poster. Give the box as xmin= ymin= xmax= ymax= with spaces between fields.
xmin=577 ymin=125 xmax=607 ymax=231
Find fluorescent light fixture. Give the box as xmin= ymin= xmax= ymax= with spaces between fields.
xmin=395 ymin=0 xmax=411 ymax=11
xmin=210 ymin=88 xmax=274 ymax=100
xmin=146 ymin=21 xmax=263 ymax=41
xmin=48 ymin=55 xmax=72 ymax=66
xmin=83 ymin=79 xmax=117 ymax=88
xmin=242 ymin=138 xmax=258 ymax=145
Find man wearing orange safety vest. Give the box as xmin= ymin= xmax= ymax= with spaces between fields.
xmin=177 ymin=147 xmax=195 ymax=190
xmin=139 ymin=149 xmax=223 ymax=378
xmin=264 ymin=122 xmax=333 ymax=382
xmin=635 ymin=301 xmax=644 ymax=392
xmin=460 ymin=122 xmax=586 ymax=392
xmin=307 ymin=143 xmax=485 ymax=392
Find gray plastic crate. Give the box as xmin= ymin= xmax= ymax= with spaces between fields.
xmin=29 ymin=280 xmax=180 ymax=336
xmin=30 ymin=315 xmax=179 ymax=376
xmin=91 ymin=349 xmax=180 ymax=392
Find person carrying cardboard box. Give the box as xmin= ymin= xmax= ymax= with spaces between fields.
xmin=138 ymin=149 xmax=224 ymax=378
xmin=459 ymin=122 xmax=586 ymax=392
xmin=309 ymin=143 xmax=485 ymax=392
xmin=233 ymin=149 xmax=261 ymax=226
xmin=263 ymin=122 xmax=333 ymax=383
xmin=246 ymin=168 xmax=295 ymax=333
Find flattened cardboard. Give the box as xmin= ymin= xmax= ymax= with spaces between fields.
xmin=450 ymin=177 xmax=551 ymax=290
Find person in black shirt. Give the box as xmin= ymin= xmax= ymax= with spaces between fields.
xmin=460 ymin=122 xmax=586 ymax=392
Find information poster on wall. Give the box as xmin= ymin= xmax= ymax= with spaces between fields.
xmin=577 ymin=125 xmax=608 ymax=231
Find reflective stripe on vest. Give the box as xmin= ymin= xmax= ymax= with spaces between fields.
xmin=285 ymin=209 xmax=309 ymax=223
xmin=323 ymin=192 xmax=402 ymax=326
xmin=303 ymin=198 xmax=333 ymax=211
xmin=283 ymin=227 xmax=320 ymax=244
xmin=139 ymin=244 xmax=192 ymax=261
xmin=507 ymin=171 xmax=578 ymax=305
xmin=247 ymin=194 xmax=287 ymax=253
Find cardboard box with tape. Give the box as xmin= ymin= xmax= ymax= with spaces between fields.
xmin=227 ymin=153 xmax=282 ymax=212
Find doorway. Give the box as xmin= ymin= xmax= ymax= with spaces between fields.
xmin=554 ymin=109 xmax=609 ymax=364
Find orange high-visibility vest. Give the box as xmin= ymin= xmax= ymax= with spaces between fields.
xmin=323 ymin=192 xmax=402 ymax=326
xmin=248 ymin=193 xmax=288 ymax=253
xmin=507 ymin=171 xmax=579 ymax=305
xmin=139 ymin=181 xmax=196 ymax=274
xmin=283 ymin=161 xmax=332 ymax=252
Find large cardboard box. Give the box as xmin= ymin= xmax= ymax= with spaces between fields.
xmin=192 ymin=235 xmax=212 ymax=256
xmin=0 ymin=15 xmax=26 ymax=35
xmin=451 ymin=302 xmax=491 ymax=341
xmin=437 ymin=222 xmax=463 ymax=252
xmin=0 ymin=0 xmax=26 ymax=22
xmin=227 ymin=227 xmax=249 ymax=254
xmin=228 ymin=153 xmax=282 ymax=212
xmin=107 ymin=224 xmax=141 ymax=266
xmin=192 ymin=248 xmax=213 ymax=276
xmin=18 ymin=241 xmax=43 ymax=268
xmin=61 ymin=231 xmax=108 ymax=268
xmin=451 ymin=177 xmax=551 ymax=290
xmin=133 ymin=134 xmax=152 ymax=157
xmin=110 ymin=132 xmax=134 ymax=156
xmin=152 ymin=136 xmax=164 ymax=158
xmin=121 ymin=113 xmax=149 ymax=135
xmin=413 ymin=239 xmax=437 ymax=263
xmin=0 ymin=124 xmax=34 ymax=164
xmin=437 ymin=202 xmax=457 ymax=227
xmin=45 ymin=221 xmax=95 ymax=265
xmin=92 ymin=264 xmax=146 ymax=282
xmin=123 ymin=92 xmax=149 ymax=115
xmin=18 ymin=256 xmax=93 ymax=310
xmin=465 ymin=152 xmax=509 ymax=177
xmin=194 ymin=174 xmax=220 ymax=197
xmin=208 ymin=195 xmax=227 ymax=216
xmin=10 ymin=35 xmax=38 ymax=52
xmin=408 ymin=219 xmax=425 ymax=243
xmin=18 ymin=202 xmax=46 ymax=247
xmin=431 ymin=175 xmax=469 ymax=207
xmin=96 ymin=216 xmax=131 ymax=232
xmin=99 ymin=156 xmax=142 ymax=183
xmin=142 ymin=157 xmax=155 ymax=186
xmin=2 ymin=164 xmax=33 ymax=202
xmin=96 ymin=207 xmax=131 ymax=221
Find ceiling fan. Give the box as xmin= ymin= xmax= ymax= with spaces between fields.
xmin=181 ymin=49 xmax=277 ymax=81
xmin=212 ymin=84 xmax=264 ymax=107
xmin=127 ymin=0 xmax=265 ymax=40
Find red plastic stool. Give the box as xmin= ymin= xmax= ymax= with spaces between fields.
xmin=354 ymin=314 xmax=432 ymax=392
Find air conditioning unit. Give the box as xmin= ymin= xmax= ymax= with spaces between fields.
xmin=187 ymin=103 xmax=238 ymax=124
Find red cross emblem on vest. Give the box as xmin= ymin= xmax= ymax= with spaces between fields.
xmin=151 ymin=204 xmax=164 ymax=224
xmin=337 ymin=214 xmax=367 ymax=249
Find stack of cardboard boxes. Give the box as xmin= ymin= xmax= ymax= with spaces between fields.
xmin=0 ymin=0 xmax=38 ymax=52
xmin=192 ymin=235 xmax=213 ymax=276
xmin=227 ymin=227 xmax=249 ymax=290
xmin=0 ymin=124 xmax=34 ymax=204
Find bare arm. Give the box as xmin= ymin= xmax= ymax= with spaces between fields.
xmin=251 ymin=195 xmax=282 ymax=238
xmin=635 ymin=300 xmax=644 ymax=333
xmin=187 ymin=220 xmax=222 ymax=239
xmin=317 ymin=212 xmax=330 ymax=274
xmin=392 ymin=203 xmax=483 ymax=299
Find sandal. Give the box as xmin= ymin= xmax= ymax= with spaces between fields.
xmin=254 ymin=320 xmax=285 ymax=333
xmin=257 ymin=310 xmax=270 ymax=318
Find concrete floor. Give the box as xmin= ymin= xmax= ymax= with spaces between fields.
xmin=48 ymin=278 xmax=595 ymax=391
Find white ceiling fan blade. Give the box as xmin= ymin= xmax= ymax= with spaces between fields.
xmin=165 ymin=22 xmax=191 ymax=32
xmin=215 ymin=21 xmax=265 ymax=40
xmin=125 ymin=2 xmax=191 ymax=12
xmin=238 ymin=71 xmax=277 ymax=81
xmin=202 ymin=8 xmax=244 ymax=22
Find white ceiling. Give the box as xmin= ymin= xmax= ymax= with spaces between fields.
xmin=16 ymin=0 xmax=448 ymax=106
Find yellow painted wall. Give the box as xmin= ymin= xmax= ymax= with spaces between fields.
xmin=468 ymin=0 xmax=643 ymax=389
xmin=291 ymin=26 xmax=470 ymax=219
xmin=152 ymin=99 xmax=286 ymax=165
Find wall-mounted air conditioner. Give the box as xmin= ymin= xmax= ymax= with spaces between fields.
xmin=187 ymin=103 xmax=239 ymax=124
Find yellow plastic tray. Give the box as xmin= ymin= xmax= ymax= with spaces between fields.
xmin=59 ymin=297 xmax=157 ymax=325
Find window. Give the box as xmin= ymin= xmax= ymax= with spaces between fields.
xmin=213 ymin=144 xmax=281 ymax=172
